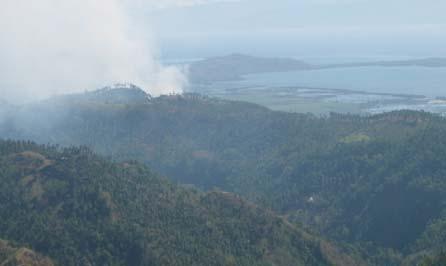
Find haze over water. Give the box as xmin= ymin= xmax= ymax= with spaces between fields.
xmin=237 ymin=66 xmax=446 ymax=97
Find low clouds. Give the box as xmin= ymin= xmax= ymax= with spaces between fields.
xmin=0 ymin=0 xmax=187 ymax=103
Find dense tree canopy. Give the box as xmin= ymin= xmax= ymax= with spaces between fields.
xmin=1 ymin=88 xmax=446 ymax=264
xmin=0 ymin=140 xmax=347 ymax=266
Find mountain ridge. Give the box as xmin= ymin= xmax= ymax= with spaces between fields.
xmin=0 ymin=139 xmax=354 ymax=266
xmin=2 ymin=91 xmax=446 ymax=264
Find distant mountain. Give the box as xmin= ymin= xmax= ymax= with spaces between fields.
xmin=187 ymin=54 xmax=446 ymax=84
xmin=0 ymin=140 xmax=350 ymax=266
xmin=188 ymin=53 xmax=313 ymax=83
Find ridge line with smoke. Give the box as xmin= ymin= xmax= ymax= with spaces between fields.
xmin=0 ymin=0 xmax=188 ymax=103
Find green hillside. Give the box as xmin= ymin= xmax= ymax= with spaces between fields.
xmin=2 ymin=88 xmax=446 ymax=264
xmin=0 ymin=239 xmax=53 ymax=266
xmin=0 ymin=140 xmax=348 ymax=266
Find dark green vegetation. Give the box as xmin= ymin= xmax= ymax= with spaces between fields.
xmin=420 ymin=252 xmax=446 ymax=266
xmin=0 ymin=239 xmax=53 ymax=266
xmin=0 ymin=140 xmax=349 ymax=266
xmin=2 ymin=86 xmax=446 ymax=264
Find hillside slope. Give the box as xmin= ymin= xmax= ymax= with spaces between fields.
xmin=0 ymin=239 xmax=53 ymax=266
xmin=2 ymin=89 xmax=446 ymax=264
xmin=0 ymin=140 xmax=349 ymax=266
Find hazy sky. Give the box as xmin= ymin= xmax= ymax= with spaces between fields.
xmin=1 ymin=0 xmax=445 ymax=102
xmin=139 ymin=0 xmax=446 ymax=58
xmin=0 ymin=0 xmax=192 ymax=102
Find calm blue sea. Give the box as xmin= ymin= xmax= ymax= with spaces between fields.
xmin=220 ymin=66 xmax=446 ymax=97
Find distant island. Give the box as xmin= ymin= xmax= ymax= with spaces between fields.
xmin=187 ymin=53 xmax=313 ymax=83
xmin=188 ymin=54 xmax=446 ymax=83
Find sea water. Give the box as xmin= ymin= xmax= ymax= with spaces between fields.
xmin=233 ymin=66 xmax=446 ymax=97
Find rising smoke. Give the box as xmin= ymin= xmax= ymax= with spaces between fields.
xmin=0 ymin=0 xmax=187 ymax=103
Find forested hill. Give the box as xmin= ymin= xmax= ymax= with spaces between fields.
xmin=0 ymin=140 xmax=350 ymax=266
xmin=2 ymin=88 xmax=446 ymax=264
xmin=0 ymin=239 xmax=53 ymax=266
xmin=188 ymin=53 xmax=313 ymax=83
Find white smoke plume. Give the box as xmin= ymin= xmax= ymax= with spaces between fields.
xmin=0 ymin=0 xmax=187 ymax=103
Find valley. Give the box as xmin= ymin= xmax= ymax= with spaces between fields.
xmin=1 ymin=86 xmax=446 ymax=265
xmin=3 ymin=1 xmax=446 ymax=265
